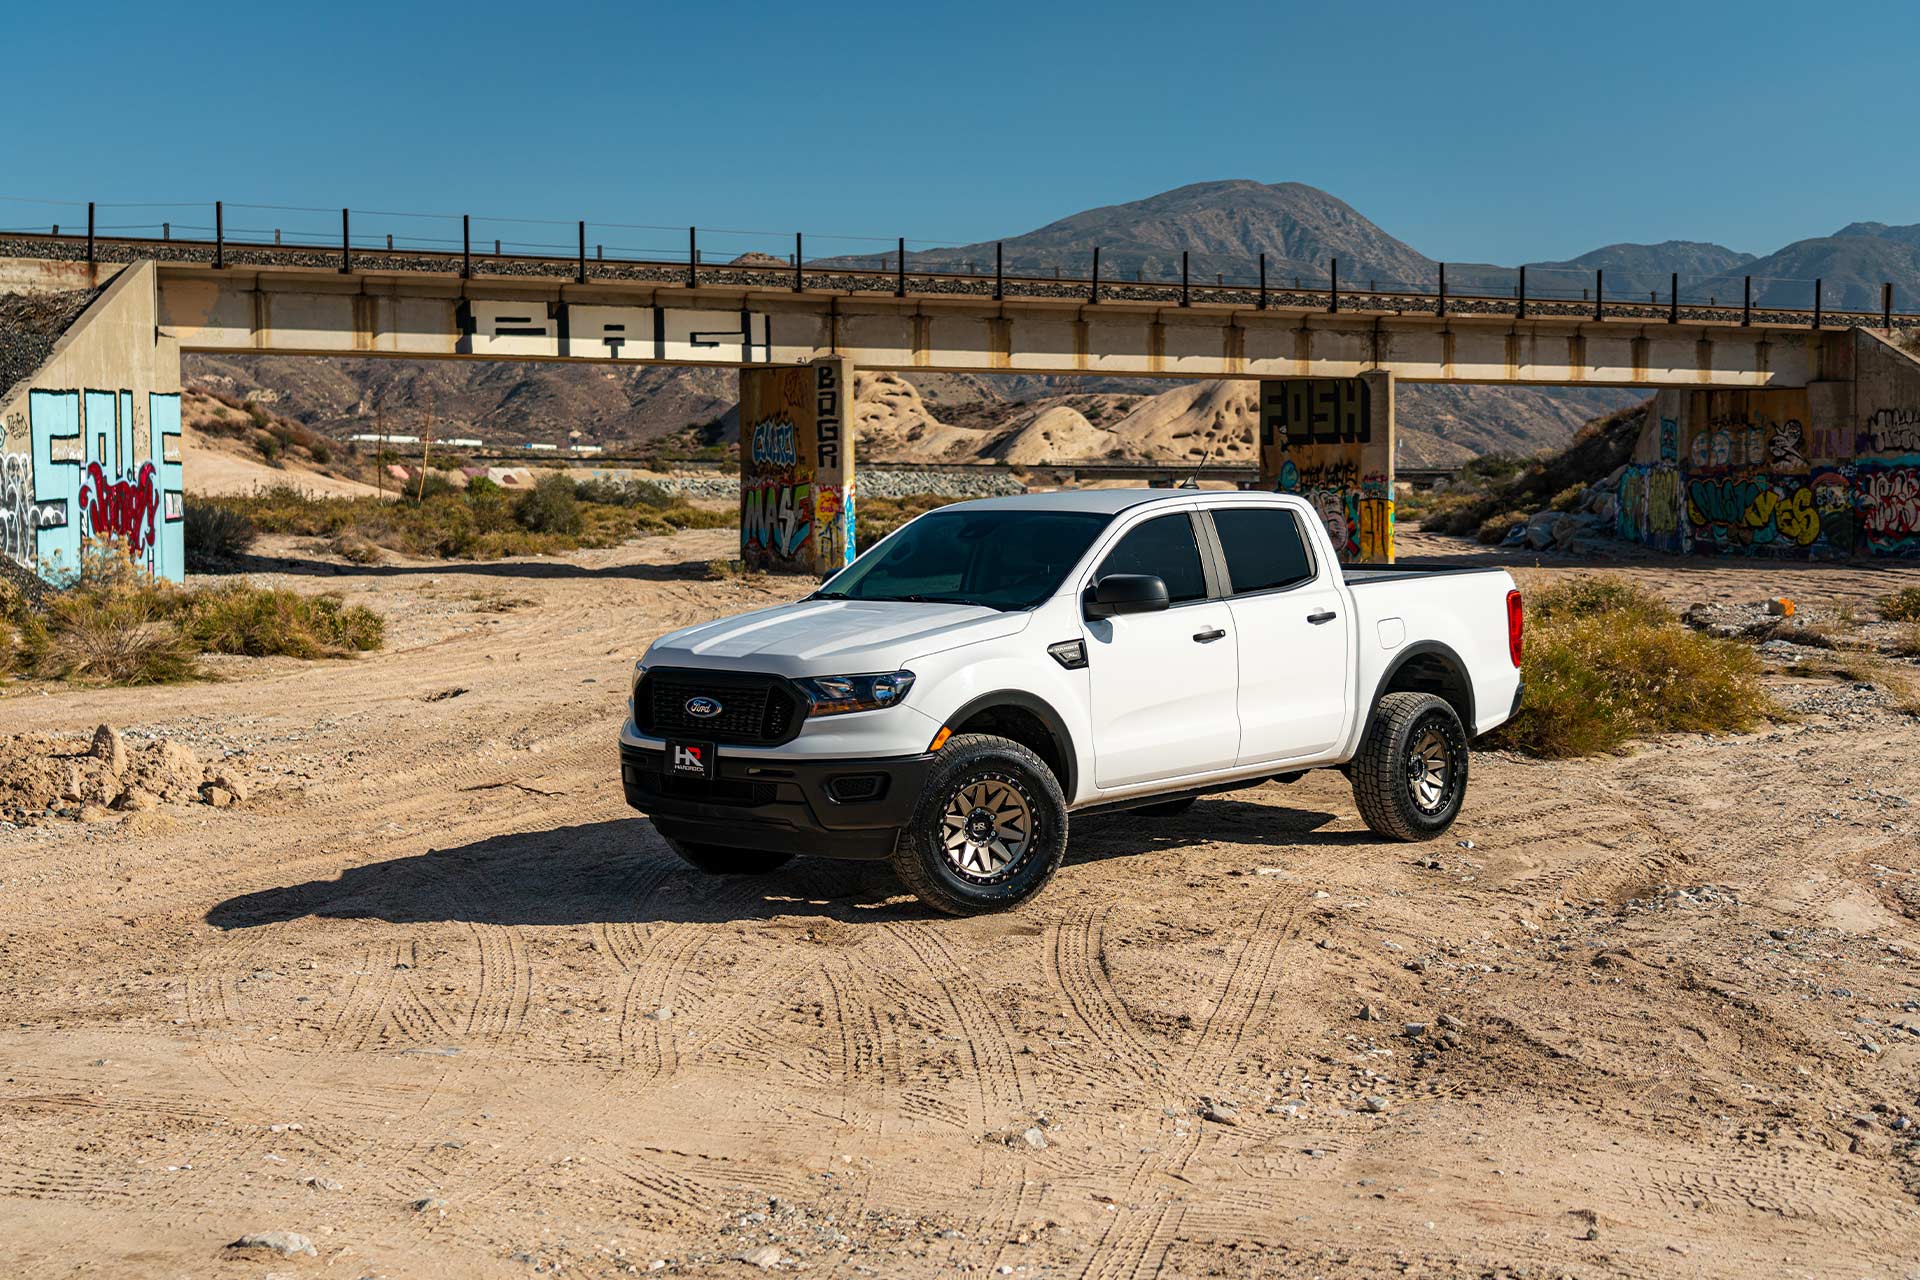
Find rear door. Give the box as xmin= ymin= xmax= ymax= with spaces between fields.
xmin=1204 ymin=504 xmax=1353 ymax=764
xmin=1083 ymin=511 xmax=1242 ymax=788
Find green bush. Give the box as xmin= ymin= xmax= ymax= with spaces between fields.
xmin=307 ymin=441 xmax=332 ymax=465
xmin=411 ymin=473 xmax=458 ymax=503
xmin=1490 ymin=575 xmax=1771 ymax=757
xmin=514 ymin=473 xmax=584 ymax=535
xmin=1879 ymin=587 xmax=1920 ymax=622
xmin=179 ymin=585 xmax=384 ymax=658
xmin=184 ymin=502 xmax=258 ymax=569
xmin=576 ymin=476 xmax=675 ymax=509
xmin=1474 ymin=511 xmax=1528 ymax=545
xmin=253 ymin=431 xmax=282 ymax=462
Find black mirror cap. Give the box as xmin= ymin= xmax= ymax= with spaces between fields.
xmin=1084 ymin=573 xmax=1171 ymax=618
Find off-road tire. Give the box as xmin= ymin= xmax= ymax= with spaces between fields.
xmin=661 ymin=834 xmax=795 ymax=876
xmin=890 ymin=733 xmax=1069 ymax=915
xmin=1133 ymin=796 xmax=1196 ymax=817
xmin=1351 ymin=691 xmax=1469 ymax=841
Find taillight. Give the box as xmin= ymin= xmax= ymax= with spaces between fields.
xmin=1506 ymin=589 xmax=1524 ymax=667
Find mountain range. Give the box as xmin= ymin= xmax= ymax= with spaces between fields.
xmin=183 ymin=181 xmax=1920 ymax=466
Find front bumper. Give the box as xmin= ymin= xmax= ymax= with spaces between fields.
xmin=619 ymin=741 xmax=936 ymax=860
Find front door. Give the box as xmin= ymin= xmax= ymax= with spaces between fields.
xmin=1084 ymin=512 xmax=1242 ymax=788
xmin=1207 ymin=505 xmax=1353 ymax=763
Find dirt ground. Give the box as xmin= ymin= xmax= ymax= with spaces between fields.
xmin=2 ymin=528 xmax=1919 ymax=1279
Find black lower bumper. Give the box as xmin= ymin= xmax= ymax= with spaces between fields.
xmin=619 ymin=742 xmax=935 ymax=860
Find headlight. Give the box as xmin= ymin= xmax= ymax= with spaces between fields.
xmin=795 ymin=670 xmax=915 ymax=717
xmin=628 ymin=661 xmax=648 ymax=717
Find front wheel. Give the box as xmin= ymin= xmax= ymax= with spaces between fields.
xmin=661 ymin=833 xmax=795 ymax=875
xmin=890 ymin=734 xmax=1069 ymax=915
xmin=1351 ymin=691 xmax=1469 ymax=841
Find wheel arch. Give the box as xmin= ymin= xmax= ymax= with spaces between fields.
xmin=945 ymin=690 xmax=1079 ymax=800
xmin=1361 ymin=641 xmax=1475 ymax=744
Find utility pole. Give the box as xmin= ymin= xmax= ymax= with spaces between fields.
xmin=416 ymin=390 xmax=435 ymax=502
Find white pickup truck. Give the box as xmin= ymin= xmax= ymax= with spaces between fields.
xmin=621 ymin=489 xmax=1524 ymax=914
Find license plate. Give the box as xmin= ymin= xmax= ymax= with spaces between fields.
xmin=664 ymin=741 xmax=716 ymax=780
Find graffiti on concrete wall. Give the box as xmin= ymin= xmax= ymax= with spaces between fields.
xmin=1 ymin=452 xmax=33 ymax=565
xmin=1259 ymin=375 xmax=1394 ymax=564
xmin=738 ymin=359 xmax=855 ymax=576
xmin=1616 ymin=453 xmax=1684 ymax=553
xmin=8 ymin=388 xmax=184 ymax=582
xmin=1616 ymin=385 xmax=1920 ymax=560
xmin=457 ymin=300 xmax=772 ymax=364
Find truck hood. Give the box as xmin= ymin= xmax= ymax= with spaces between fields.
xmin=645 ymin=598 xmax=1031 ymax=674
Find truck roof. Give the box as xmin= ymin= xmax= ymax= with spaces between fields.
xmin=946 ymin=487 xmax=1289 ymax=515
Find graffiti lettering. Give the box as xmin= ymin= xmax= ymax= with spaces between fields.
xmin=749 ymin=418 xmax=797 ymax=467
xmin=1860 ymin=407 xmax=1920 ymax=457
xmin=1 ymin=453 xmax=31 ymax=566
xmin=1860 ymin=467 xmax=1920 ymax=538
xmin=79 ymin=461 xmax=160 ymax=555
xmin=743 ymin=482 xmax=812 ymax=559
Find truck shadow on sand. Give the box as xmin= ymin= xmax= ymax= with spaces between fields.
xmin=205 ymin=799 xmax=1360 ymax=930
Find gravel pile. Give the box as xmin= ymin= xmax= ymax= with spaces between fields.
xmin=0 ymin=286 xmax=100 ymax=405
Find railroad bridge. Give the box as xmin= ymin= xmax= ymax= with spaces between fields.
xmin=4 ymin=228 xmax=1919 ymax=579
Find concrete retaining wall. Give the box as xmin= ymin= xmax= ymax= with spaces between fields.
xmin=1 ymin=261 xmax=185 ymax=583
xmin=1615 ymin=329 xmax=1920 ymax=557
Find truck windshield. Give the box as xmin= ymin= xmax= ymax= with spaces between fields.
xmin=814 ymin=508 xmax=1113 ymax=610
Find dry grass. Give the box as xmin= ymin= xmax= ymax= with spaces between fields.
xmin=3 ymin=551 xmax=384 ymax=686
xmin=1491 ymin=575 xmax=1773 ymax=757
xmin=207 ymin=480 xmax=729 ymax=561
xmin=1880 ymin=587 xmax=1920 ymax=622
xmin=177 ymin=585 xmax=383 ymax=659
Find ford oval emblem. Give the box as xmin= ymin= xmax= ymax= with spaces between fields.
xmin=685 ymin=696 xmax=724 ymax=719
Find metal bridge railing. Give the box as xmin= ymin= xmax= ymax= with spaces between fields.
xmin=0 ymin=193 xmax=1911 ymax=332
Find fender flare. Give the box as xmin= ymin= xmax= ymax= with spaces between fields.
xmin=1358 ymin=640 xmax=1476 ymax=745
xmin=944 ymin=689 xmax=1080 ymax=799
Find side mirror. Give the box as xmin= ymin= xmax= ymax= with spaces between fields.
xmin=1084 ymin=573 xmax=1171 ymax=619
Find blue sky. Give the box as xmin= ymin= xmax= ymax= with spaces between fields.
xmin=4 ymin=0 xmax=1916 ymax=264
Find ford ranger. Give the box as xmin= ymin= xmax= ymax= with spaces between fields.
xmin=621 ymin=489 xmax=1524 ymax=914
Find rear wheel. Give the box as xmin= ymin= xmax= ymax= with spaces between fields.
xmin=660 ymin=833 xmax=795 ymax=876
xmin=1351 ymin=691 xmax=1468 ymax=841
xmin=890 ymin=734 xmax=1068 ymax=915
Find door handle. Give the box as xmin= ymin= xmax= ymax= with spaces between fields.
xmin=1307 ymin=610 xmax=1337 ymax=625
xmin=1192 ymin=627 xmax=1227 ymax=643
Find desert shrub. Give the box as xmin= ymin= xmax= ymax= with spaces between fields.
xmin=1891 ymin=620 xmax=1920 ymax=659
xmin=659 ymin=503 xmax=734 ymax=530
xmin=1879 ymin=587 xmax=1920 ymax=622
xmin=0 ymin=615 xmax=14 ymax=677
xmin=253 ymin=430 xmax=282 ymax=462
xmin=515 ymin=472 xmax=584 ymax=535
xmin=576 ymin=477 xmax=675 ymax=509
xmin=1549 ymin=484 xmax=1586 ymax=512
xmin=184 ymin=502 xmax=258 ymax=569
xmin=1491 ymin=574 xmax=1770 ymax=757
xmin=1474 ymin=511 xmax=1529 ymax=545
xmin=411 ymin=473 xmax=458 ymax=502
xmin=1527 ymin=575 xmax=1674 ymax=628
xmin=308 ymin=441 xmax=332 ymax=465
xmin=179 ymin=585 xmax=383 ymax=658
xmin=20 ymin=583 xmax=197 ymax=685
xmin=466 ymin=475 xmax=501 ymax=498
xmin=328 ymin=531 xmax=384 ymax=564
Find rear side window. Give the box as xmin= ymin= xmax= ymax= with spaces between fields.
xmin=1212 ymin=507 xmax=1314 ymax=594
xmin=1096 ymin=514 xmax=1208 ymax=603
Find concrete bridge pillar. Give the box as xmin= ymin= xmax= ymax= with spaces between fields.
xmin=1256 ymin=370 xmax=1395 ymax=563
xmin=738 ymin=355 xmax=856 ymax=576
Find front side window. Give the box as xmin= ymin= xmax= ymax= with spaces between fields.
xmin=1211 ymin=507 xmax=1315 ymax=594
xmin=815 ymin=507 xmax=1113 ymax=610
xmin=1095 ymin=513 xmax=1208 ymax=603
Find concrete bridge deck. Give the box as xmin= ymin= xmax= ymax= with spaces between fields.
xmin=0 ymin=235 xmax=1895 ymax=390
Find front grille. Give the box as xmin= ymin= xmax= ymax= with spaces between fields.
xmin=638 ymin=669 xmax=803 ymax=746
